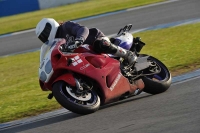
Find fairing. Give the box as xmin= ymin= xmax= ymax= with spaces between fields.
xmin=39 ymin=38 xmax=137 ymax=104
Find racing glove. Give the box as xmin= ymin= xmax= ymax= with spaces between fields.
xmin=67 ymin=40 xmax=83 ymax=51
xmin=61 ymin=39 xmax=83 ymax=52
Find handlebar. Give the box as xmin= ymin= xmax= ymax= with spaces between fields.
xmin=117 ymin=24 xmax=132 ymax=35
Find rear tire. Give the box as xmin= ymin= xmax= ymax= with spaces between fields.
xmin=52 ymin=81 xmax=100 ymax=114
xmin=141 ymin=55 xmax=172 ymax=94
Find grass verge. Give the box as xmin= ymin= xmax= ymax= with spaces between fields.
xmin=0 ymin=0 xmax=164 ymax=35
xmin=1 ymin=23 xmax=200 ymax=124
xmin=134 ymin=23 xmax=200 ymax=75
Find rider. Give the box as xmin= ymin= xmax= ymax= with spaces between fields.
xmin=35 ymin=18 xmax=137 ymax=65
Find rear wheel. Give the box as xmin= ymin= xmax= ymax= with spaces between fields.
xmin=52 ymin=81 xmax=100 ymax=114
xmin=141 ymin=55 xmax=172 ymax=94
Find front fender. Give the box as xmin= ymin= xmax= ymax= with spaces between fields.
xmin=53 ymin=73 xmax=76 ymax=87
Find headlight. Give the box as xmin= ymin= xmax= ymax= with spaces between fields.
xmin=45 ymin=60 xmax=52 ymax=74
xmin=39 ymin=71 xmax=47 ymax=82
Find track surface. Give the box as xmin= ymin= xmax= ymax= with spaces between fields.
xmin=2 ymin=75 xmax=200 ymax=133
xmin=0 ymin=0 xmax=200 ymax=56
xmin=1 ymin=0 xmax=200 ymax=133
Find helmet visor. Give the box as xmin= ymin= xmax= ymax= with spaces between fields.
xmin=38 ymin=23 xmax=52 ymax=43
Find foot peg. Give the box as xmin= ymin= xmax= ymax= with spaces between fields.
xmin=47 ymin=93 xmax=53 ymax=99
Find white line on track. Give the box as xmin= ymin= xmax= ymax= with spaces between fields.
xmin=2 ymin=0 xmax=200 ymax=130
xmin=0 ymin=0 xmax=179 ymax=39
xmin=127 ymin=0 xmax=179 ymax=11
xmin=2 ymin=17 xmax=200 ymax=57
xmin=1 ymin=69 xmax=200 ymax=130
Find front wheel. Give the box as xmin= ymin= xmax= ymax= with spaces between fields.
xmin=52 ymin=81 xmax=101 ymax=114
xmin=140 ymin=55 xmax=172 ymax=94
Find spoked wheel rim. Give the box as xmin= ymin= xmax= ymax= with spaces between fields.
xmin=59 ymin=83 xmax=99 ymax=106
xmin=138 ymin=54 xmax=171 ymax=94
xmin=146 ymin=58 xmax=170 ymax=81
xmin=66 ymin=86 xmax=92 ymax=101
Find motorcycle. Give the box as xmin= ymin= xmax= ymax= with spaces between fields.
xmin=39 ymin=24 xmax=171 ymax=114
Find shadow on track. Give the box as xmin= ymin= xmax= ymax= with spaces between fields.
xmin=100 ymin=93 xmax=152 ymax=110
xmin=1 ymin=93 xmax=153 ymax=133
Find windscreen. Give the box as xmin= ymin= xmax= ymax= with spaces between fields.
xmin=40 ymin=43 xmax=51 ymax=65
xmin=39 ymin=38 xmax=65 ymax=65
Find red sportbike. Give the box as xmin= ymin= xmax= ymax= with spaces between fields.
xmin=39 ymin=25 xmax=171 ymax=114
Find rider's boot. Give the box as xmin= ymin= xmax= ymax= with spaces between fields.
xmin=99 ymin=38 xmax=137 ymax=65
xmin=113 ymin=45 xmax=137 ymax=65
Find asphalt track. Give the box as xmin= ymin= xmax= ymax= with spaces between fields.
xmin=1 ymin=0 xmax=200 ymax=56
xmin=1 ymin=71 xmax=200 ymax=133
xmin=1 ymin=0 xmax=200 ymax=132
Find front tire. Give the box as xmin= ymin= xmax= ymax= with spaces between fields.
xmin=52 ymin=81 xmax=101 ymax=114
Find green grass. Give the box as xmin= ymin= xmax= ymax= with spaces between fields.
xmin=0 ymin=52 xmax=62 ymax=123
xmin=0 ymin=23 xmax=200 ymax=123
xmin=0 ymin=0 xmax=165 ymax=123
xmin=0 ymin=0 xmax=164 ymax=123
xmin=0 ymin=0 xmax=163 ymax=35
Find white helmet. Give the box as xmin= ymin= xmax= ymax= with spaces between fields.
xmin=35 ymin=18 xmax=59 ymax=43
